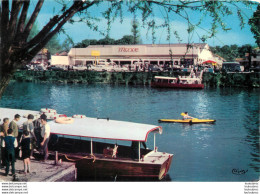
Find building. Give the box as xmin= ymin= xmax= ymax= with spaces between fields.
xmin=66 ymin=43 xmax=219 ymax=67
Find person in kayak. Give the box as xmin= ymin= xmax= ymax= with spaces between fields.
xmin=183 ymin=112 xmax=194 ymax=120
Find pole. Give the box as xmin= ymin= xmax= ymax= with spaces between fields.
xmin=91 ymin=138 xmax=93 ymax=155
xmin=138 ymin=142 xmax=140 ymax=162
xmin=154 ymin=133 xmax=156 ymax=151
xmin=55 ymin=151 xmax=58 ymax=165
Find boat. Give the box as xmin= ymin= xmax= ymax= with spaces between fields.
xmin=158 ymin=118 xmax=216 ymax=124
xmin=151 ymin=76 xmax=204 ymax=89
xmin=0 ymin=108 xmax=173 ymax=180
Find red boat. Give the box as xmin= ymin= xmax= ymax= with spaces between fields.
xmin=151 ymin=76 xmax=204 ymax=89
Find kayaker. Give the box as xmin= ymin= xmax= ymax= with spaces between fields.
xmin=183 ymin=112 xmax=194 ymax=120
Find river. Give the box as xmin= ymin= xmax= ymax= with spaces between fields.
xmin=0 ymin=81 xmax=259 ymax=181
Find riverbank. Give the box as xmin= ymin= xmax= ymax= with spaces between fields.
xmin=13 ymin=70 xmax=260 ymax=88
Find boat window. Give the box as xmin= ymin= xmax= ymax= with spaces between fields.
xmin=162 ymin=79 xmax=168 ymax=83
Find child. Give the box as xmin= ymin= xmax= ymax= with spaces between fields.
xmin=20 ymin=130 xmax=31 ymax=174
xmin=2 ymin=128 xmax=18 ymax=176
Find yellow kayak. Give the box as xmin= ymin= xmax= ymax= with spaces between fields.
xmin=158 ymin=118 xmax=216 ymax=124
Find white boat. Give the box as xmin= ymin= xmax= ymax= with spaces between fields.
xmin=0 ymin=108 xmax=173 ymax=180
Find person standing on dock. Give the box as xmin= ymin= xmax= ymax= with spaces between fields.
xmin=9 ymin=114 xmax=20 ymax=158
xmin=9 ymin=114 xmax=20 ymax=139
xmin=0 ymin=118 xmax=9 ymax=168
xmin=0 ymin=122 xmax=5 ymax=168
xmin=1 ymin=118 xmax=9 ymax=137
xmin=22 ymin=114 xmax=37 ymax=159
xmin=20 ymin=130 xmax=31 ymax=174
xmin=40 ymin=114 xmax=50 ymax=162
xmin=2 ymin=128 xmax=18 ymax=176
xmin=33 ymin=117 xmax=42 ymax=151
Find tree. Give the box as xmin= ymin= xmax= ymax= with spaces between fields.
xmin=0 ymin=0 xmax=257 ymax=98
xmin=45 ymin=34 xmax=62 ymax=54
xmin=131 ymin=14 xmax=141 ymax=44
xmin=116 ymin=35 xmax=136 ymax=45
xmin=249 ymin=4 xmax=260 ymax=47
xmin=61 ymin=37 xmax=74 ymax=52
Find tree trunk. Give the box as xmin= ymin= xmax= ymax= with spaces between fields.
xmin=0 ymin=73 xmax=13 ymax=99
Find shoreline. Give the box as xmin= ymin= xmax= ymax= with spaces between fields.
xmin=12 ymin=70 xmax=260 ymax=88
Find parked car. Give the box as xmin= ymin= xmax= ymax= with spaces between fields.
xmin=249 ymin=64 xmax=260 ymax=72
xmin=34 ymin=63 xmax=47 ymax=71
xmin=47 ymin=65 xmax=67 ymax=71
xmin=222 ymin=62 xmax=242 ymax=72
xmin=72 ymin=65 xmax=88 ymax=71
xmin=149 ymin=65 xmax=163 ymax=72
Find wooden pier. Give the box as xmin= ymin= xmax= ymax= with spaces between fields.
xmin=0 ymin=159 xmax=76 ymax=182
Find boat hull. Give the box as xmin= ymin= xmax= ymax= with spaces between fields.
xmin=151 ymin=82 xmax=204 ymax=89
xmin=76 ymin=153 xmax=173 ymax=180
xmin=158 ymin=119 xmax=216 ymax=124
xmin=47 ymin=137 xmax=173 ymax=180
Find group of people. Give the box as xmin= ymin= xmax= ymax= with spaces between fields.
xmin=0 ymin=113 xmax=50 ymax=176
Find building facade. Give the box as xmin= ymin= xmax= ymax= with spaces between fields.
xmin=66 ymin=43 xmax=219 ymax=67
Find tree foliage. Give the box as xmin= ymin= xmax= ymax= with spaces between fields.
xmin=249 ymin=4 xmax=260 ymax=47
xmin=74 ymin=35 xmax=139 ymax=48
xmin=210 ymin=44 xmax=255 ymax=61
xmin=131 ymin=14 xmax=141 ymax=44
xmin=0 ymin=0 xmax=257 ymax=98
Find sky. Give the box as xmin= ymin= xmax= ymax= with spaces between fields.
xmin=31 ymin=0 xmax=259 ymax=47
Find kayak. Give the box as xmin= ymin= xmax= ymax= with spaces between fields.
xmin=158 ymin=119 xmax=216 ymax=124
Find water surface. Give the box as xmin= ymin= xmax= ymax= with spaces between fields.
xmin=1 ymin=82 xmax=259 ymax=181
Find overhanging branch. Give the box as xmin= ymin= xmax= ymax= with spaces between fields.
xmin=23 ymin=0 xmax=44 ymax=41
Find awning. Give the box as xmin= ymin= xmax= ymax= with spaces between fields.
xmin=0 ymin=108 xmax=162 ymax=142
xmin=0 ymin=108 xmax=39 ymax=126
xmin=48 ymin=118 xmax=162 ymax=142
xmin=202 ymin=60 xmax=217 ymax=64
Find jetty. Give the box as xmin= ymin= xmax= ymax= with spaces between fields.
xmin=0 ymin=159 xmax=76 ymax=182
xmin=0 ymin=108 xmax=77 ymax=182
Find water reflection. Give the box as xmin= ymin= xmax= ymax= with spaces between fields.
xmin=242 ymin=91 xmax=260 ymax=173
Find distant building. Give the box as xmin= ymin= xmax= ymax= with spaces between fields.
xmin=51 ymin=56 xmax=70 ymax=66
xmin=251 ymin=49 xmax=260 ymax=66
xmin=66 ymin=43 xmax=218 ymax=67
xmin=31 ymin=48 xmax=50 ymax=64
xmin=213 ymin=54 xmax=226 ymax=68
xmin=236 ymin=48 xmax=260 ymax=71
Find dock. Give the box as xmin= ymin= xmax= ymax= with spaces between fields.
xmin=0 ymin=159 xmax=76 ymax=182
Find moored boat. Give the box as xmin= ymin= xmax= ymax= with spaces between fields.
xmin=151 ymin=76 xmax=204 ymax=89
xmin=48 ymin=117 xmax=173 ymax=180
xmin=0 ymin=108 xmax=173 ymax=180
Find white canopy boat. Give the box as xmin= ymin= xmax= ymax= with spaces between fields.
xmin=0 ymin=108 xmax=173 ymax=180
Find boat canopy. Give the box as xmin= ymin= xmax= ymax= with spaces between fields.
xmin=179 ymin=77 xmax=201 ymax=81
xmin=154 ymin=76 xmax=177 ymax=80
xmin=48 ymin=118 xmax=162 ymax=142
xmin=0 ymin=108 xmax=39 ymax=126
xmin=0 ymin=108 xmax=162 ymax=142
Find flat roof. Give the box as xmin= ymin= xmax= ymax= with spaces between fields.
xmin=68 ymin=43 xmax=208 ymax=58
xmin=48 ymin=118 xmax=162 ymax=142
xmin=154 ymin=76 xmax=177 ymax=80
